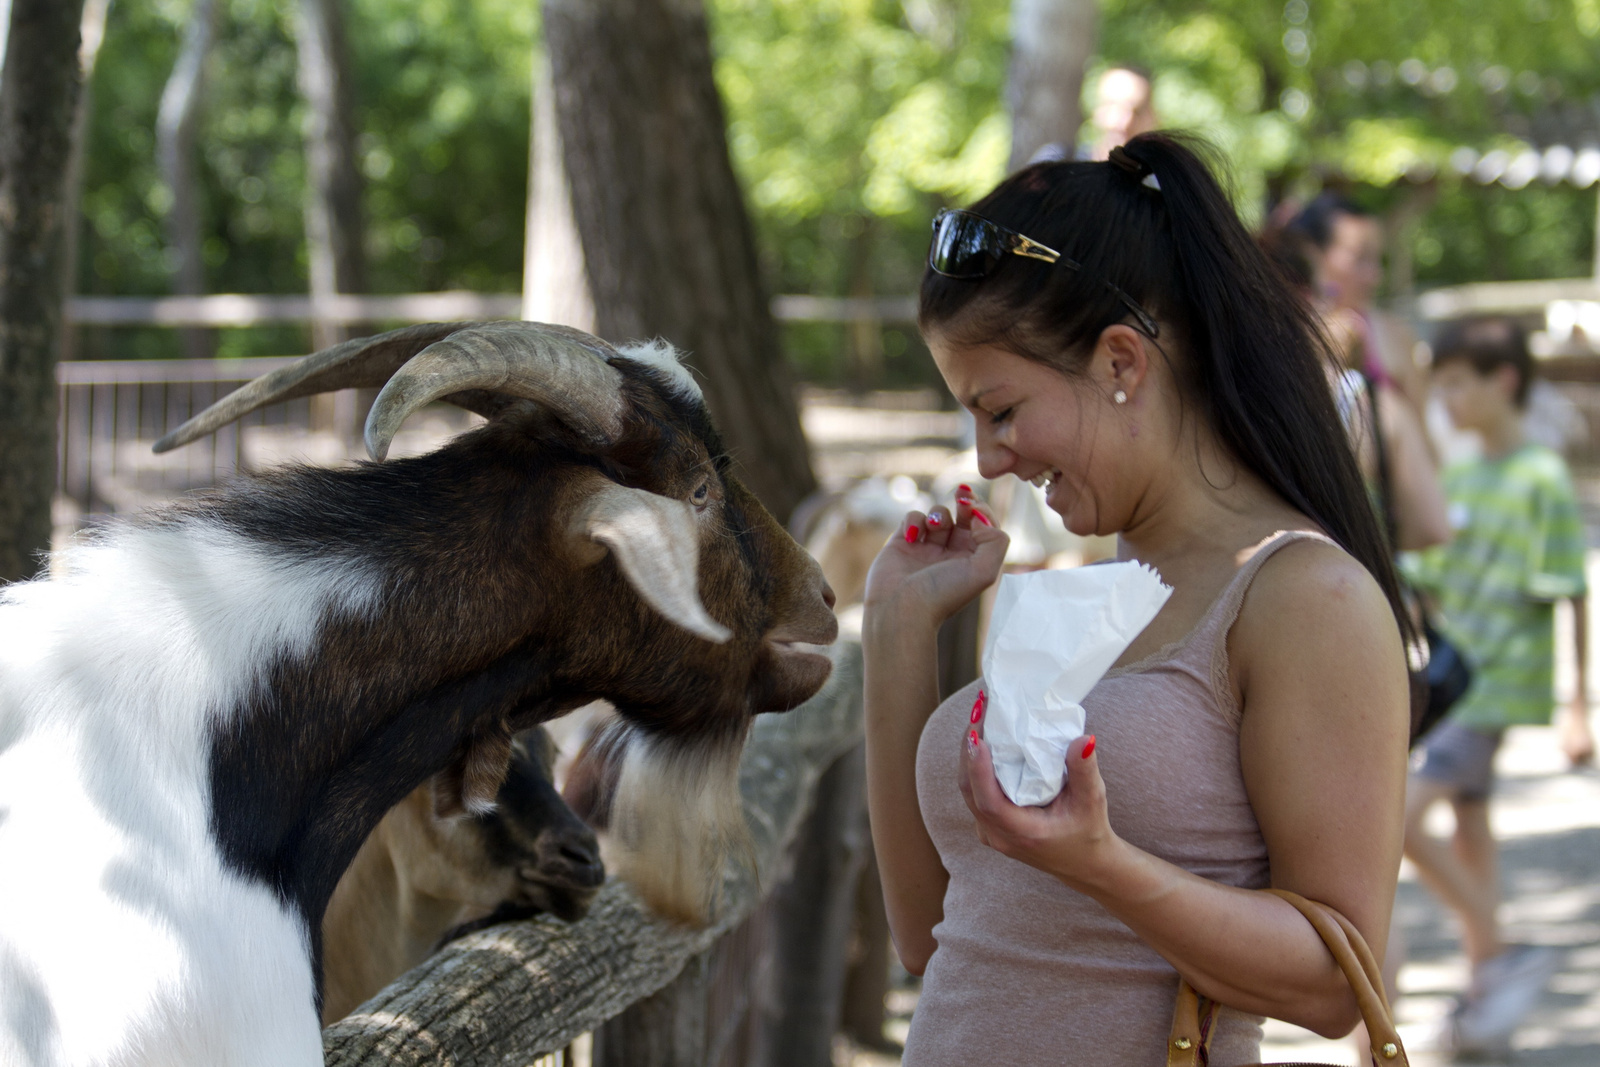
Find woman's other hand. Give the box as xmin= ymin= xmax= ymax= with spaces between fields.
xmin=864 ymin=486 xmax=1010 ymax=626
xmin=958 ymin=718 xmax=1125 ymax=893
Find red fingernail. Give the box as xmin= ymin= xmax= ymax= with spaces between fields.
xmin=928 ymin=512 xmax=942 ymax=527
xmin=968 ymin=729 xmax=979 ymax=747
xmin=957 ymin=483 xmax=973 ymax=495
xmin=905 ymin=526 xmax=918 ymax=543
xmin=970 ymin=690 xmax=985 ymax=723
xmin=972 ymin=509 xmax=993 ymax=527
xmin=1081 ymin=734 xmax=1097 ymax=759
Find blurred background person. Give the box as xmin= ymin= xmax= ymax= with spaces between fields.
xmin=1402 ymin=316 xmax=1593 ymax=1058
xmin=1085 ymin=64 xmax=1157 ymax=160
xmin=1289 ymin=194 xmax=1429 ymax=413
xmin=1027 ymin=64 xmax=1158 ymax=165
xmin=1259 ymin=225 xmax=1449 ymax=553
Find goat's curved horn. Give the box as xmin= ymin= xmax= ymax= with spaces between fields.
xmin=364 ymin=322 xmax=627 ymax=461
xmin=573 ymin=477 xmax=732 ymax=645
xmin=152 ymin=323 xmax=477 ymax=454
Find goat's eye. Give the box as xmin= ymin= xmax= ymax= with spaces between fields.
xmin=690 ymin=480 xmax=711 ymax=508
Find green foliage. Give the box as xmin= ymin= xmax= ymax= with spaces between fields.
xmin=710 ymin=0 xmax=1010 ymax=387
xmin=77 ymin=0 xmax=534 ymax=359
xmin=73 ymin=0 xmax=1600 ymax=376
xmin=1094 ymin=0 xmax=1600 ymax=286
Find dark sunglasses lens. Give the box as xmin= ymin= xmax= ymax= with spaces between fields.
xmin=929 ymin=213 xmax=1005 ymax=278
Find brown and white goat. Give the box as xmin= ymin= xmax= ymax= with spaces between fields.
xmin=0 ymin=322 xmax=835 ymax=1067
xmin=320 ymin=727 xmax=602 ymax=1024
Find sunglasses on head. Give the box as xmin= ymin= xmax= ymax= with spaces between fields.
xmin=927 ymin=208 xmax=1160 ymax=338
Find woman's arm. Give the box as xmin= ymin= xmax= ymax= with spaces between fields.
xmin=1377 ymin=382 xmax=1451 ymax=550
xmin=959 ymin=541 xmax=1409 ymax=1036
xmin=863 ymin=500 xmax=1009 ymax=974
xmin=864 ymin=611 xmax=948 ymax=974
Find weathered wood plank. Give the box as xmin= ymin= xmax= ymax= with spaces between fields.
xmin=323 ymin=639 xmax=864 ymax=1066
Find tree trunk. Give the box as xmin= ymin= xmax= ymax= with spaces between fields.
xmin=521 ymin=46 xmax=593 ymax=331
xmin=58 ymin=0 xmax=110 ymax=361
xmin=1007 ymin=0 xmax=1097 ymax=170
xmin=542 ymin=0 xmax=817 ymax=521
xmin=155 ymin=0 xmax=218 ymax=360
xmin=296 ymin=0 xmax=366 ymax=351
xmin=0 ymin=0 xmax=86 ymax=583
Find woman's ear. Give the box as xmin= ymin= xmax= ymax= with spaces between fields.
xmin=1092 ymin=324 xmax=1151 ymax=401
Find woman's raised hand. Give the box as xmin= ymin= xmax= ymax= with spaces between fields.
xmin=863 ymin=485 xmax=1010 ymax=627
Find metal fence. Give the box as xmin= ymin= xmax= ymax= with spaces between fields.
xmin=54 ymin=356 xmax=479 ymax=528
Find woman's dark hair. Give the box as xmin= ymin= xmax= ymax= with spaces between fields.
xmin=1287 ymin=192 xmax=1372 ymax=250
xmin=1432 ymin=315 xmax=1534 ymax=407
xmin=918 ymin=132 xmax=1417 ymax=683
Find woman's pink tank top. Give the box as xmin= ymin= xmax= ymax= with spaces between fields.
xmin=907 ymin=530 xmax=1334 ymax=1067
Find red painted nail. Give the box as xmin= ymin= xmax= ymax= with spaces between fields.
xmin=1081 ymin=734 xmax=1097 ymax=760
xmin=904 ymin=526 xmax=918 ymax=543
xmin=928 ymin=512 xmax=942 ymax=527
xmin=968 ymin=729 xmax=979 ymax=747
xmin=957 ymin=483 xmax=973 ymax=495
xmin=972 ymin=509 xmax=993 ymax=527
xmin=969 ymin=691 xmax=985 ymax=723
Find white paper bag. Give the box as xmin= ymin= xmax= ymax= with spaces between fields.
xmin=980 ymin=562 xmax=1172 ymax=806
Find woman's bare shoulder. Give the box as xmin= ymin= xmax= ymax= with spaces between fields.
xmin=1232 ymin=536 xmax=1404 ymax=691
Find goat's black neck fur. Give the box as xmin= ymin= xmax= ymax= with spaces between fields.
xmin=182 ymin=422 xmax=628 ymax=1000
xmin=168 ymin=375 xmax=779 ymax=1008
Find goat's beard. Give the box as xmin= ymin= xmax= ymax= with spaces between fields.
xmin=607 ymin=721 xmax=751 ymax=926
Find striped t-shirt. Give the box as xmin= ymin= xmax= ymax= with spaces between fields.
xmin=1405 ymin=443 xmax=1587 ymax=729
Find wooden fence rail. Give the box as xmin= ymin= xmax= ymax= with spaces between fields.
xmin=323 ymin=638 xmax=865 ymax=1067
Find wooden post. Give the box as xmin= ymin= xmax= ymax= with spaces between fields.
xmin=759 ymin=743 xmax=870 ymax=1067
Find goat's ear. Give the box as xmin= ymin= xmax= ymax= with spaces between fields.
xmin=569 ymin=479 xmax=732 ymax=644
xmin=434 ymin=718 xmax=515 ymax=818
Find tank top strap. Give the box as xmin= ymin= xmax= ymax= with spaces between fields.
xmin=1180 ymin=529 xmax=1342 ymax=729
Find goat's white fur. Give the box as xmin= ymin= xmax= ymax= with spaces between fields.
xmin=612 ymin=339 xmax=702 ymax=402
xmin=607 ymin=722 xmax=749 ymax=925
xmin=0 ymin=523 xmax=381 ymax=1067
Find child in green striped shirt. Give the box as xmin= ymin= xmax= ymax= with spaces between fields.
xmin=1402 ymin=316 xmax=1591 ymax=1055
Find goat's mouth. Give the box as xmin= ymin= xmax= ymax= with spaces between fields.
xmin=764 ymin=625 xmax=836 ymax=669
xmin=755 ymin=625 xmax=836 ymax=713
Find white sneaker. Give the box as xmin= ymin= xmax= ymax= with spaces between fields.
xmin=1450 ymin=944 xmax=1562 ymax=1056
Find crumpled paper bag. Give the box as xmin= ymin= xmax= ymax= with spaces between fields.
xmin=981 ymin=562 xmax=1171 ymax=806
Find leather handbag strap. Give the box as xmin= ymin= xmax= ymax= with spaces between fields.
xmin=1165 ymin=889 xmax=1408 ymax=1067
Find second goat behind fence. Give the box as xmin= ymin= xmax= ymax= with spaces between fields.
xmin=321 ymin=726 xmax=604 ymax=1024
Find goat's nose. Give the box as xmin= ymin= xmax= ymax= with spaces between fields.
xmin=560 ymin=839 xmax=600 ymax=868
xmin=820 ymin=579 xmax=837 ymax=610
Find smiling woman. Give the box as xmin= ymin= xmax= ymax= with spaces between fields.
xmin=862 ymin=133 xmax=1415 ymax=1067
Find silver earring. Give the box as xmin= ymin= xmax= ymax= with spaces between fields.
xmin=1113 ymin=389 xmax=1128 ymax=405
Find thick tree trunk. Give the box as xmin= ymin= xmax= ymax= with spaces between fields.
xmin=0 ymin=0 xmax=86 ymax=582
xmin=542 ymin=0 xmax=816 ymax=521
xmin=1007 ymin=0 xmax=1097 ymax=170
xmin=155 ymin=0 xmax=218 ymax=360
xmin=521 ymin=48 xmax=593 ymax=331
xmin=296 ymin=0 xmax=366 ymax=350
xmin=58 ymin=0 xmax=110 ymax=361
